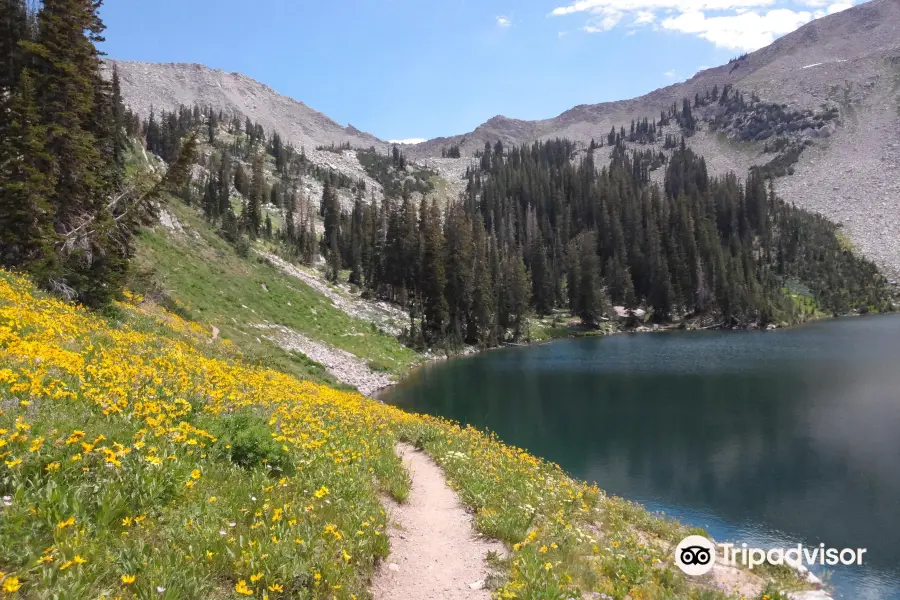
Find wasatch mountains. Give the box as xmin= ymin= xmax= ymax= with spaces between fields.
xmin=110 ymin=0 xmax=900 ymax=275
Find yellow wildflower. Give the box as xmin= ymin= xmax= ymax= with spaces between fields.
xmin=234 ymin=579 xmax=253 ymax=596
xmin=2 ymin=576 xmax=22 ymax=593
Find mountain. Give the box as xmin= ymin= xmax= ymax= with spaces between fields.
xmin=404 ymin=0 xmax=900 ymax=275
xmin=408 ymin=0 xmax=899 ymax=157
xmin=108 ymin=0 xmax=900 ymax=275
xmin=110 ymin=61 xmax=389 ymax=153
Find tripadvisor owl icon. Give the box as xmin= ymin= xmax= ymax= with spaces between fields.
xmin=675 ymin=535 xmax=717 ymax=576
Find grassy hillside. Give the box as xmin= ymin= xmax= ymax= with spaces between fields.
xmin=0 ymin=270 xmax=810 ymax=599
xmin=130 ymin=198 xmax=420 ymax=386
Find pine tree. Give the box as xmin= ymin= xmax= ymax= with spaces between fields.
xmin=234 ymin=164 xmax=248 ymax=197
xmin=0 ymin=70 xmax=57 ymax=275
xmin=419 ymin=199 xmax=447 ymax=343
xmin=348 ymin=194 xmax=364 ymax=286
xmin=109 ymin=66 xmax=127 ymax=168
xmin=304 ymin=211 xmax=317 ymax=265
xmin=244 ymin=154 xmax=265 ymax=239
xmin=574 ymin=232 xmax=605 ymax=325
xmin=284 ymin=191 xmax=296 ymax=244
xmin=321 ymin=181 xmax=341 ymax=281
xmin=505 ymin=250 xmax=531 ymax=340
xmin=443 ymin=202 xmax=474 ymax=343
xmin=14 ymin=0 xmax=126 ymax=306
xmin=217 ymin=153 xmax=231 ymax=218
xmin=470 ymin=216 xmax=496 ymax=346
xmin=530 ymin=245 xmax=554 ymax=315
xmin=0 ymin=0 xmax=29 ymax=98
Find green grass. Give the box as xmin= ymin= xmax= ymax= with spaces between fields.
xmin=529 ymin=312 xmax=619 ymax=342
xmin=130 ymin=199 xmax=421 ymax=386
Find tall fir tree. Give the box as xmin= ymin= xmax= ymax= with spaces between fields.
xmin=419 ymin=199 xmax=447 ymax=343
xmin=321 ymin=181 xmax=341 ymax=281
xmin=0 ymin=70 xmax=57 ymax=276
xmin=443 ymin=202 xmax=474 ymax=343
xmin=15 ymin=0 xmax=126 ymax=306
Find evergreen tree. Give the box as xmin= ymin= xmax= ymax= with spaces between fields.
xmin=217 ymin=153 xmax=231 ymax=218
xmin=234 ymin=164 xmax=248 ymax=197
xmin=0 ymin=70 xmax=57 ymax=276
xmin=0 ymin=0 xmax=29 ymax=98
xmin=419 ymin=199 xmax=447 ymax=343
xmin=569 ymin=232 xmax=606 ymax=325
xmin=443 ymin=202 xmax=474 ymax=343
xmin=321 ymin=182 xmax=341 ymax=281
xmin=348 ymin=194 xmax=365 ymax=286
xmin=530 ymin=245 xmax=554 ymax=315
xmin=240 ymin=154 xmax=264 ymax=239
xmin=504 ymin=250 xmax=531 ymax=340
xmin=470 ymin=215 xmax=496 ymax=346
xmin=17 ymin=0 xmax=125 ymax=306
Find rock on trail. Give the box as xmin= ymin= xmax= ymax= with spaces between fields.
xmin=372 ymin=444 xmax=505 ymax=600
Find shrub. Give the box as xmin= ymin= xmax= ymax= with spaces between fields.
xmin=199 ymin=410 xmax=294 ymax=474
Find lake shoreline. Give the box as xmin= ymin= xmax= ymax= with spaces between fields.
xmin=371 ymin=307 xmax=897 ymax=399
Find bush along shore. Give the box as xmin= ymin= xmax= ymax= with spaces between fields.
xmin=0 ymin=269 xmax=825 ymax=599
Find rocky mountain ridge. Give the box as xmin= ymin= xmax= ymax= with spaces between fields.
xmin=109 ymin=0 xmax=900 ymax=275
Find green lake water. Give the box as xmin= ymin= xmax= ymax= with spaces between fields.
xmin=381 ymin=314 xmax=900 ymax=599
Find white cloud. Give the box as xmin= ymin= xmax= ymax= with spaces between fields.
xmin=661 ymin=8 xmax=811 ymax=50
xmin=551 ymin=0 xmax=776 ymax=17
xmin=389 ymin=138 xmax=426 ymax=145
xmin=549 ymin=0 xmax=856 ymax=50
xmin=664 ymin=69 xmax=678 ymax=77
xmin=583 ymin=11 xmax=625 ymax=31
xmin=496 ymin=15 xmax=512 ymax=28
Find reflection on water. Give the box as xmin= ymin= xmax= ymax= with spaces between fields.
xmin=381 ymin=315 xmax=900 ymax=599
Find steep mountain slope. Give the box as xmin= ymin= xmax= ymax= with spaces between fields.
xmin=109 ymin=0 xmax=900 ymax=274
xmin=409 ymin=0 xmax=899 ymax=157
xmin=404 ymin=0 xmax=900 ymax=274
xmin=110 ymin=60 xmax=388 ymax=153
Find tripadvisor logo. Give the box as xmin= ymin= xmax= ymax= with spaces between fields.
xmin=675 ymin=535 xmax=868 ymax=577
xmin=675 ymin=535 xmax=717 ymax=576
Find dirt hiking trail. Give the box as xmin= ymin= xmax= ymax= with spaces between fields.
xmin=372 ymin=444 xmax=505 ymax=600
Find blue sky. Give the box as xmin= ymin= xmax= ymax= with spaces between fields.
xmin=98 ymin=0 xmax=861 ymax=143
